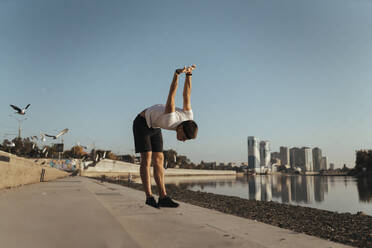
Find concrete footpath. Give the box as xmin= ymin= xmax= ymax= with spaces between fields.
xmin=0 ymin=177 xmax=352 ymax=248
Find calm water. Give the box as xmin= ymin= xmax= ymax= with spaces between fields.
xmin=164 ymin=175 xmax=372 ymax=216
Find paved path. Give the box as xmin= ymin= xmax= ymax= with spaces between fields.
xmin=0 ymin=177 xmax=352 ymax=248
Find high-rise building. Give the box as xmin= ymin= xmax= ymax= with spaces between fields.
xmin=321 ymin=156 xmax=328 ymax=170
xmin=280 ymin=146 xmax=290 ymax=167
xmin=329 ymin=163 xmax=335 ymax=170
xmin=298 ymin=147 xmax=312 ymax=172
xmin=248 ymin=136 xmax=261 ymax=172
xmin=289 ymin=147 xmax=301 ymax=169
xmin=271 ymin=152 xmax=280 ymax=161
xmin=312 ymin=147 xmax=322 ymax=172
xmin=260 ymin=141 xmax=271 ymax=167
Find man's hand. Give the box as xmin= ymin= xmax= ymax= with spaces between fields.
xmin=185 ymin=64 xmax=196 ymax=74
xmin=175 ymin=66 xmax=187 ymax=75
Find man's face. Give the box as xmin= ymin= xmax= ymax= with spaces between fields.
xmin=176 ymin=126 xmax=188 ymax=142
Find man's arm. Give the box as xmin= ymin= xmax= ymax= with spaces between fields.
xmin=183 ymin=73 xmax=192 ymax=111
xmin=165 ymin=68 xmax=185 ymax=114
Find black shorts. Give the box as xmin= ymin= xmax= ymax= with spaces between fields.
xmin=133 ymin=115 xmax=163 ymax=153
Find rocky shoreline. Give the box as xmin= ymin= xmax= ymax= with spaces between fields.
xmin=93 ymin=176 xmax=372 ymax=248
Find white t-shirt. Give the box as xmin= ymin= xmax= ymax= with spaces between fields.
xmin=144 ymin=104 xmax=193 ymax=130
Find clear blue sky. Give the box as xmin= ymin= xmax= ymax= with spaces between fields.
xmin=1 ymin=0 xmax=372 ymax=167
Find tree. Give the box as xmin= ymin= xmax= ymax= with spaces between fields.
xmin=355 ymin=150 xmax=372 ymax=173
xmin=63 ymin=146 xmax=87 ymax=159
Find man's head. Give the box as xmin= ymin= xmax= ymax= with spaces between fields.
xmin=176 ymin=120 xmax=198 ymax=142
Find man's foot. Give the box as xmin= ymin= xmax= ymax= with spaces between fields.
xmin=158 ymin=196 xmax=179 ymax=208
xmin=145 ymin=196 xmax=159 ymax=208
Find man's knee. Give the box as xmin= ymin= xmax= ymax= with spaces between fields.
xmin=140 ymin=152 xmax=152 ymax=167
xmin=152 ymin=152 xmax=164 ymax=166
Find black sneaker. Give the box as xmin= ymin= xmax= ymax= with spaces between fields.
xmin=158 ymin=196 xmax=179 ymax=208
xmin=145 ymin=196 xmax=159 ymax=208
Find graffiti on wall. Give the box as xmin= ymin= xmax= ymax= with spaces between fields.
xmin=49 ymin=159 xmax=77 ymax=171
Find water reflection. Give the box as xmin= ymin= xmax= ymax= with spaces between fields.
xmin=172 ymin=174 xmax=372 ymax=215
xmin=357 ymin=176 xmax=372 ymax=203
xmin=246 ymin=175 xmax=372 ymax=204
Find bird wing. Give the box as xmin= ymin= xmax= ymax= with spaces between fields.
xmin=25 ymin=104 xmax=31 ymax=110
xmin=55 ymin=128 xmax=68 ymax=138
xmin=44 ymin=134 xmax=55 ymax=138
xmin=10 ymin=105 xmax=22 ymax=112
xmin=40 ymin=134 xmax=46 ymax=141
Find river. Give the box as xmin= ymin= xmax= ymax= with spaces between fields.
xmin=163 ymin=174 xmax=372 ymax=216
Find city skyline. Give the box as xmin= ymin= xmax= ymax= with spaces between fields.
xmin=1 ymin=1 xmax=372 ymax=167
xmin=248 ymin=136 xmax=334 ymax=171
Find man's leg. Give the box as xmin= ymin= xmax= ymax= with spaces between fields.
xmin=140 ymin=151 xmax=153 ymax=198
xmin=152 ymin=152 xmax=167 ymax=198
xmin=153 ymin=152 xmax=179 ymax=207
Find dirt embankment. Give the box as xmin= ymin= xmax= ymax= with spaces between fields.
xmin=0 ymin=151 xmax=68 ymax=190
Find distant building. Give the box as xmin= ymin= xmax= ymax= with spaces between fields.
xmin=279 ymin=146 xmax=290 ymax=167
xmin=329 ymin=163 xmax=335 ymax=171
xmin=298 ymin=147 xmax=312 ymax=172
xmin=259 ymin=141 xmax=271 ymax=168
xmin=117 ymin=154 xmax=138 ymax=164
xmin=248 ymin=136 xmax=261 ymax=173
xmin=312 ymin=147 xmax=322 ymax=172
xmin=271 ymin=152 xmax=280 ymax=161
xmin=289 ymin=147 xmax=301 ymax=168
xmin=321 ymin=156 xmax=328 ymax=171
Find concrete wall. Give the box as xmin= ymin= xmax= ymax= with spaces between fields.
xmin=0 ymin=151 xmax=68 ymax=190
xmin=81 ymin=159 xmax=236 ymax=177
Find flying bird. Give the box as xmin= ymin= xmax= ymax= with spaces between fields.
xmin=10 ymin=104 xmax=30 ymax=115
xmin=40 ymin=134 xmax=46 ymax=142
xmin=45 ymin=128 xmax=69 ymax=139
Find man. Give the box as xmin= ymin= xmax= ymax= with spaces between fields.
xmin=133 ymin=65 xmax=198 ymax=208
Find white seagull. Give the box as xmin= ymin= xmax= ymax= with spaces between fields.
xmin=45 ymin=128 xmax=69 ymax=139
xmin=10 ymin=104 xmax=31 ymax=115
xmin=40 ymin=134 xmax=46 ymax=142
